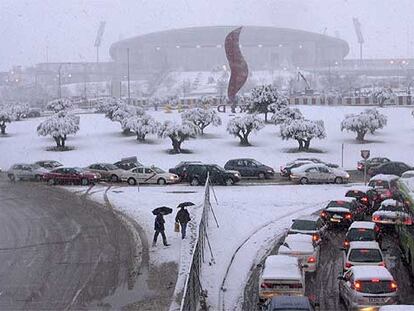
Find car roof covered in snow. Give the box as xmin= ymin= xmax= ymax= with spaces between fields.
xmin=349 ymin=241 xmax=381 ymax=250
xmin=284 ymin=233 xmax=313 ymax=243
xmin=369 ymin=174 xmax=400 ymax=182
xmin=262 ymin=255 xmax=301 ymax=280
xmin=379 ymin=305 xmax=414 ymax=311
xmin=381 ymin=199 xmax=399 ymax=207
xmin=291 ymin=163 xmax=327 ymax=172
xmin=279 ymin=235 xmax=315 ymax=254
xmin=348 ymin=221 xmax=376 ymax=230
xmin=326 ymin=207 xmax=350 ymax=213
xmin=350 ymin=266 xmax=394 ymax=281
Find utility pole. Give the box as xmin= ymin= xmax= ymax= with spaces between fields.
xmin=352 ymin=18 xmax=364 ymax=64
xmin=58 ymin=64 xmax=62 ymax=98
xmin=94 ymin=21 xmax=106 ymax=63
xmin=127 ymin=48 xmax=131 ymax=104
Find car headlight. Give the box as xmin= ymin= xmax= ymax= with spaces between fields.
xmin=345 ymin=173 xmax=350 ymax=178
xmin=267 ymin=170 xmax=273 ymax=173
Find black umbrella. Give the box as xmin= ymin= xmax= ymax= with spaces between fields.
xmin=152 ymin=206 xmax=173 ymax=215
xmin=177 ymin=201 xmax=195 ymax=208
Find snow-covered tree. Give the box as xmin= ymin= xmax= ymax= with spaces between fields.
xmin=371 ymin=88 xmax=393 ymax=107
xmin=158 ymin=121 xmax=199 ymax=153
xmin=37 ymin=111 xmax=80 ymax=148
xmin=248 ymin=85 xmax=288 ymax=122
xmin=280 ymin=119 xmax=326 ymax=151
xmin=181 ymin=107 xmax=222 ymax=135
xmin=271 ymin=107 xmax=304 ymax=125
xmin=0 ymin=107 xmax=12 ymax=135
xmin=121 ymin=114 xmax=160 ymax=141
xmin=46 ymin=98 xmax=73 ymax=113
xmin=11 ymin=103 xmax=30 ymax=121
xmin=341 ymin=108 xmax=387 ymax=141
xmin=111 ymin=104 xmax=145 ymax=123
xmin=227 ymin=114 xmax=265 ymax=146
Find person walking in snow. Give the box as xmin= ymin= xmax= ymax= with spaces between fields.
xmin=153 ymin=213 xmax=169 ymax=246
xmin=175 ymin=206 xmax=191 ymax=239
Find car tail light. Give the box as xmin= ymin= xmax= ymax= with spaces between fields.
xmin=403 ymin=217 xmax=413 ymax=225
xmin=345 ymin=213 xmax=353 ymax=220
xmin=312 ymin=234 xmax=320 ymax=242
xmin=307 ymin=256 xmax=316 ymax=263
xmin=379 ymin=261 xmax=385 ymax=267
xmin=390 ymin=281 xmax=398 ymax=291
xmin=361 ymin=197 xmax=368 ymax=204
xmin=373 ymin=215 xmax=381 ymax=222
xmin=345 ymin=262 xmax=353 ymax=269
xmin=343 ymin=240 xmax=350 ymax=248
xmin=320 ymin=211 xmax=327 ymax=218
xmin=260 ymin=282 xmax=271 ymax=289
xmin=372 ymin=278 xmax=380 ymax=282
xmin=353 ymin=281 xmax=362 ymax=292
xmin=381 ymin=190 xmax=392 ymax=198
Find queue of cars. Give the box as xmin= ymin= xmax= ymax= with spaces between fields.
xmin=259 ymin=172 xmax=414 ymax=310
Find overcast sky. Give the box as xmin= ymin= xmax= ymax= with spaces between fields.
xmin=0 ymin=0 xmax=413 ymax=71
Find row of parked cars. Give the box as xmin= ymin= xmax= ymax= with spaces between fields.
xmin=258 ymin=173 xmax=414 ymax=310
xmin=357 ymin=156 xmax=414 ymax=177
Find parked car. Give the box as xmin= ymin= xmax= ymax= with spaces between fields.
xmin=368 ymin=175 xmax=400 ymax=201
xmin=224 ymin=158 xmax=274 ymax=179
xmin=184 ymin=164 xmax=241 ymax=186
xmin=379 ymin=306 xmax=414 ymax=311
xmin=85 ymin=163 xmax=125 ymax=182
xmin=168 ymin=161 xmax=202 ymax=178
xmin=113 ymin=157 xmax=143 ymax=171
xmin=258 ymin=255 xmax=305 ymax=302
xmin=34 ymin=160 xmax=64 ymax=170
xmin=343 ymin=221 xmax=381 ymax=249
xmin=342 ymin=241 xmax=385 ymax=271
xmin=43 ymin=167 xmax=100 ymax=185
xmin=320 ymin=198 xmax=366 ymax=228
xmin=288 ymin=215 xmax=327 ymax=244
xmin=121 ymin=166 xmax=179 ymax=185
xmin=338 ymin=266 xmax=398 ymax=310
xmin=357 ymin=157 xmax=390 ymax=172
xmin=7 ymin=163 xmax=48 ymax=181
xmin=295 ymin=157 xmax=339 ymax=168
xmin=265 ymin=296 xmax=316 ymax=311
xmin=401 ymin=170 xmax=414 ymax=179
xmin=345 ymin=186 xmax=380 ymax=214
xmin=290 ymin=164 xmax=350 ymax=184
xmin=368 ymin=161 xmax=412 ymax=177
xmin=26 ymin=109 xmax=42 ymax=118
xmin=280 ymin=160 xmax=313 ymax=177
xmin=372 ymin=199 xmax=412 ymax=226
xmin=278 ymin=234 xmax=319 ymax=273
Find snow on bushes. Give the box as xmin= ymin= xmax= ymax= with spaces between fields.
xmin=122 ymin=114 xmax=160 ymax=142
xmin=37 ymin=111 xmax=80 ymax=149
xmin=271 ymin=107 xmax=304 ymax=125
xmin=248 ymin=85 xmax=288 ymax=122
xmin=0 ymin=107 xmax=12 ymax=135
xmin=371 ymin=87 xmax=394 ymax=107
xmin=181 ymin=107 xmax=222 ymax=135
xmin=341 ymin=108 xmax=387 ymax=141
xmin=46 ymin=98 xmax=73 ymax=113
xmin=158 ymin=121 xmax=199 ymax=153
xmin=227 ymin=114 xmax=265 ymax=146
xmin=280 ymin=119 xmax=326 ymax=151
xmin=10 ymin=103 xmax=30 ymax=121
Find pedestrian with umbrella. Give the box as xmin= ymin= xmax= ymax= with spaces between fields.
xmin=175 ymin=202 xmax=194 ymax=239
xmin=152 ymin=206 xmax=172 ymax=247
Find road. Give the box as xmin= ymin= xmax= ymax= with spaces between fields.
xmin=0 ymin=176 xmax=143 ymax=310
xmin=243 ymin=222 xmax=414 ymax=310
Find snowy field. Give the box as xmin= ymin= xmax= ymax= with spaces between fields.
xmin=0 ymin=105 xmax=414 ymax=172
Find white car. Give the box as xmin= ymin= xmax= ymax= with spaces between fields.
xmin=339 ymin=266 xmax=398 ymax=310
xmin=278 ymin=234 xmax=319 ymax=273
xmin=290 ymin=163 xmax=350 ymax=184
xmin=372 ymin=199 xmax=412 ymax=225
xmin=7 ymin=163 xmax=49 ymax=181
xmin=343 ymin=241 xmax=385 ymax=271
xmin=343 ymin=221 xmax=381 ymax=249
xmin=258 ymin=255 xmax=305 ymax=302
xmin=121 ymin=166 xmax=180 ymax=185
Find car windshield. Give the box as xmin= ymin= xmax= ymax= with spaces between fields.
xmin=368 ymin=180 xmax=390 ymax=189
xmin=212 ymin=165 xmax=225 ymax=172
xmin=250 ymin=160 xmax=262 ymax=166
xmin=346 ymin=229 xmax=375 ymax=241
xmin=345 ymin=191 xmax=364 ymax=199
xmin=349 ymin=249 xmax=382 ymax=262
xmin=153 ymin=167 xmax=165 ymax=174
xmin=380 ymin=204 xmax=405 ymax=212
xmin=291 ymin=220 xmax=317 ymax=231
xmin=105 ymin=164 xmax=118 ymax=170
xmin=359 ymin=281 xmax=395 ymax=294
xmin=49 ymin=161 xmax=62 ymax=168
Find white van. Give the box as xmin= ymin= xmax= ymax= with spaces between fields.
xmin=258 ymin=255 xmax=305 ymax=302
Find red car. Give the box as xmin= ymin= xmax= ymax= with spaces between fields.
xmin=43 ymin=167 xmax=100 ymax=185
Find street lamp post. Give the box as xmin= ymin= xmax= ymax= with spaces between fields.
xmin=127 ymin=48 xmax=131 ymax=104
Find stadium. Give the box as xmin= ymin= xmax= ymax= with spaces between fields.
xmin=109 ymin=25 xmax=350 ymax=75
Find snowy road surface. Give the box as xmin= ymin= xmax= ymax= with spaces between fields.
xmin=0 ymin=175 xmax=143 ymax=310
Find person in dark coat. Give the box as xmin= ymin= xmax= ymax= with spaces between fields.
xmin=175 ymin=207 xmax=191 ymax=239
xmin=153 ymin=213 xmax=169 ymax=246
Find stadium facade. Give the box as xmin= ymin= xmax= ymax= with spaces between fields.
xmin=109 ymin=26 xmax=350 ymax=75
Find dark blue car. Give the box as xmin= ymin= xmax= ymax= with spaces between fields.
xmin=266 ymin=296 xmax=316 ymax=311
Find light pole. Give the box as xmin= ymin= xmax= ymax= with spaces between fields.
xmin=58 ymin=64 xmax=63 ymax=98
xmin=127 ymin=48 xmax=131 ymax=104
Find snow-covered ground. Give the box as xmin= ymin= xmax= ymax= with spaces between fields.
xmin=0 ymin=105 xmax=413 ymax=171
